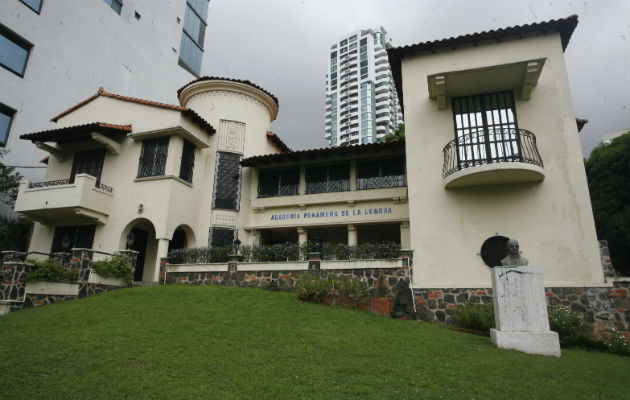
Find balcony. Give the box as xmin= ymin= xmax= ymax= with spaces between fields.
xmin=15 ymin=174 xmax=113 ymax=225
xmin=442 ymin=128 xmax=545 ymax=189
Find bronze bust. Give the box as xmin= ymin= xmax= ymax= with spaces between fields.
xmin=501 ymin=239 xmax=528 ymax=267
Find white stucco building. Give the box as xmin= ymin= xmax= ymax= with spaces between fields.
xmin=13 ymin=16 xmax=606 ymax=293
xmin=0 ymin=0 xmax=209 ymax=182
xmin=324 ymin=27 xmax=403 ymax=146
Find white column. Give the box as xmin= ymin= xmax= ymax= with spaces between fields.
xmin=400 ymin=221 xmax=411 ymax=249
xmin=297 ymin=227 xmax=307 ymax=246
xmin=349 ymin=160 xmax=357 ymax=191
xmin=153 ymin=238 xmax=170 ymax=282
xmin=299 ymin=166 xmax=306 ymax=195
xmin=347 ymin=224 xmax=357 ymax=246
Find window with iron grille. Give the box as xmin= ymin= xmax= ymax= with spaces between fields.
xmin=51 ymin=225 xmax=96 ymax=253
xmin=179 ymin=140 xmax=195 ymax=183
xmin=212 ymin=152 xmax=242 ymax=210
xmin=258 ymin=169 xmax=299 ymax=198
xmin=452 ymin=91 xmax=519 ymax=167
xmin=138 ymin=137 xmax=169 ymax=178
xmin=306 ymin=164 xmax=349 ymax=194
xmin=357 ymin=158 xmax=405 ymax=190
xmin=210 ymin=227 xmax=235 ymax=248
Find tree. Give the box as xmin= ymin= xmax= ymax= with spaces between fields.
xmin=0 ymin=147 xmax=23 ymax=209
xmin=384 ymin=123 xmax=405 ymax=142
xmin=585 ymin=132 xmax=629 ymax=275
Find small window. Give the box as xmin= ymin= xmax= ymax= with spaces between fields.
xmin=20 ymin=0 xmax=43 ymax=13
xmin=138 ymin=137 xmax=169 ymax=178
xmin=357 ymin=158 xmax=405 ymax=190
xmin=212 ymin=152 xmax=242 ymax=210
xmin=306 ymin=164 xmax=349 ymax=194
xmin=179 ymin=140 xmax=195 ymax=183
xmin=0 ymin=24 xmax=32 ymax=77
xmin=258 ymin=169 xmax=299 ymax=198
xmin=0 ymin=103 xmax=15 ymax=145
xmin=103 ymin=0 xmax=122 ymax=14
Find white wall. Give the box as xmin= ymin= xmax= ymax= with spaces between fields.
xmin=401 ymin=34 xmax=604 ymax=287
xmin=0 ymin=0 xmax=198 ymax=181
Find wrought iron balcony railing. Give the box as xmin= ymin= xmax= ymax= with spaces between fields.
xmin=28 ymin=178 xmax=113 ymax=193
xmin=442 ymin=128 xmax=543 ymax=178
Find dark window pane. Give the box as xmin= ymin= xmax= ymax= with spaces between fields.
xmin=211 ymin=227 xmax=234 ymax=248
xmin=278 ymin=169 xmax=299 ymax=196
xmin=258 ymin=170 xmax=279 ymax=198
xmin=179 ymin=140 xmax=195 ymax=183
xmin=71 ymin=149 xmax=105 ymax=185
xmin=0 ymin=103 xmax=15 ymax=144
xmin=0 ymin=25 xmax=31 ymax=76
xmin=183 ymin=4 xmax=206 ymax=47
xmin=179 ymin=33 xmax=202 ymax=76
xmin=51 ymin=225 xmax=96 ymax=253
xmin=138 ymin=138 xmax=169 ymax=178
xmin=213 ymin=152 xmax=242 ymax=210
xmin=187 ymin=0 xmax=208 ymax=18
xmin=103 ymin=0 xmax=122 ymax=14
xmin=20 ymin=0 xmax=42 ymax=13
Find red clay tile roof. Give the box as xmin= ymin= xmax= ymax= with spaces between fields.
xmin=266 ymin=131 xmax=291 ymax=153
xmin=242 ymin=139 xmax=405 ymax=167
xmin=177 ymin=76 xmax=279 ymax=107
xmin=388 ymin=15 xmax=579 ymax=115
xmin=50 ymin=87 xmax=215 ymax=135
xmin=576 ymin=118 xmax=588 ymax=133
xmin=21 ymin=122 xmax=132 ymax=143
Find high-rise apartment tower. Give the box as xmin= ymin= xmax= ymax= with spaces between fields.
xmin=324 ymin=27 xmax=403 ymax=146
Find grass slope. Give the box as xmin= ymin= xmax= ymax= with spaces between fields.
xmin=0 ymin=285 xmax=628 ymax=399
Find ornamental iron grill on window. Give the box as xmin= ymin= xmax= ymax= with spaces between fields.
xmin=306 ymin=164 xmax=350 ymax=194
xmin=138 ymin=137 xmax=169 ymax=178
xmin=210 ymin=227 xmax=235 ymax=248
xmin=212 ymin=152 xmax=242 ymax=210
xmin=179 ymin=140 xmax=195 ymax=183
xmin=357 ymin=158 xmax=405 ymax=190
xmin=258 ymin=169 xmax=299 ymax=198
xmin=442 ymin=91 xmax=543 ymax=178
xmin=51 ymin=225 xmax=96 ymax=253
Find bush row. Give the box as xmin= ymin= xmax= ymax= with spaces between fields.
xmin=295 ymin=273 xmax=370 ymax=304
xmin=168 ymin=241 xmax=402 ymax=264
xmin=453 ymin=303 xmax=629 ymax=356
xmin=23 ymin=255 xmax=133 ymax=284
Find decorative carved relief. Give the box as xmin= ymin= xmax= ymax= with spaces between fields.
xmin=218 ymin=120 xmax=246 ymax=154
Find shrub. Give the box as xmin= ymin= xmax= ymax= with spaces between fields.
xmin=453 ymin=302 xmax=495 ymax=332
xmin=167 ymin=246 xmax=231 ymax=264
xmin=548 ymin=305 xmax=587 ymax=347
xmin=92 ymin=254 xmax=134 ymax=285
xmin=295 ymin=273 xmax=370 ymax=304
xmin=604 ymin=329 xmax=630 ymax=356
xmin=24 ymin=259 xmax=78 ymax=283
xmin=319 ymin=241 xmax=401 ymax=260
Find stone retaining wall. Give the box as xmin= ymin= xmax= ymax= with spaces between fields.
xmin=412 ymin=279 xmax=630 ymax=338
xmin=166 ymin=268 xmax=410 ymax=299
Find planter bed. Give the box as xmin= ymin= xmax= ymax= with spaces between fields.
xmin=26 ymin=281 xmax=80 ymax=296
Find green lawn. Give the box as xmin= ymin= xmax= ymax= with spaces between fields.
xmin=0 ymin=285 xmax=628 ymax=399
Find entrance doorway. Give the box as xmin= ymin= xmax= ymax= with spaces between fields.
xmin=127 ymin=228 xmax=149 ymax=282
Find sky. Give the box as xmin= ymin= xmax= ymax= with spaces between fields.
xmin=202 ymin=0 xmax=629 ymax=156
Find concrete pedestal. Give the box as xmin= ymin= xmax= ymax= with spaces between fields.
xmin=490 ymin=329 xmax=561 ymax=357
xmin=491 ymin=266 xmax=561 ymax=357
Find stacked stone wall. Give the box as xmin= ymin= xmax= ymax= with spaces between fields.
xmin=166 ymin=268 xmax=409 ymax=299
xmin=412 ymin=280 xmax=630 ymax=338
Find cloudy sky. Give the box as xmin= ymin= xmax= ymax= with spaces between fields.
xmin=202 ymin=0 xmax=629 ymax=156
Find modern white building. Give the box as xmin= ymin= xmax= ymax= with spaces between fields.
xmin=0 ymin=0 xmax=209 ymax=182
xmin=324 ymin=27 xmax=403 ymax=146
